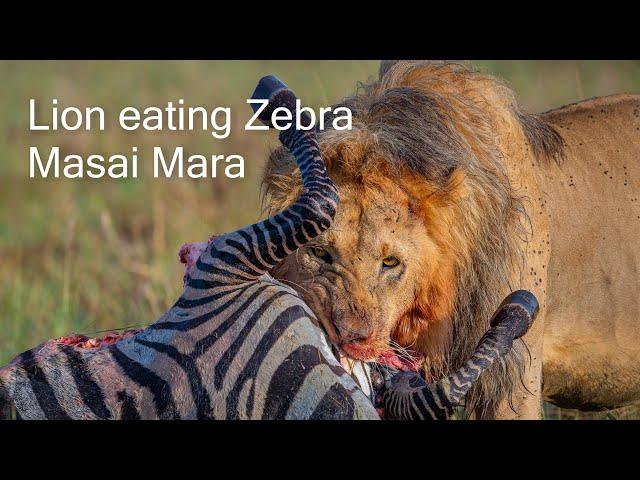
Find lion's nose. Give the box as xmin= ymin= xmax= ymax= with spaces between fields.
xmin=334 ymin=320 xmax=372 ymax=343
xmin=331 ymin=302 xmax=373 ymax=342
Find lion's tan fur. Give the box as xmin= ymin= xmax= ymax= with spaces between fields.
xmin=263 ymin=61 xmax=640 ymax=417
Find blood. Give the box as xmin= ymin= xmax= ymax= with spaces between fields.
xmin=341 ymin=341 xmax=424 ymax=373
xmin=56 ymin=334 xmax=89 ymax=345
xmin=54 ymin=235 xmax=220 ymax=351
xmin=55 ymin=329 xmax=141 ymax=349
xmin=179 ymin=235 xmax=218 ymax=285
xmin=375 ymin=349 xmax=424 ymax=373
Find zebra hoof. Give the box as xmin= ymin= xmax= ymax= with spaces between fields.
xmin=252 ymin=75 xmax=288 ymax=104
xmin=251 ymin=75 xmax=297 ymax=124
xmin=489 ymin=290 xmax=539 ymax=339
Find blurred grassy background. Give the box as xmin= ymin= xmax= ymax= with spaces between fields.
xmin=1 ymin=60 xmax=639 ymax=419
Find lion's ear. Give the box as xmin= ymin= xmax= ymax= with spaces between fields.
xmin=403 ymin=168 xmax=469 ymax=213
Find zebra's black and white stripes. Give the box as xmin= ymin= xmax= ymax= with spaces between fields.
xmin=0 ymin=76 xmax=377 ymax=420
xmin=189 ymin=84 xmax=338 ymax=286
xmin=0 ymin=76 xmax=539 ymax=420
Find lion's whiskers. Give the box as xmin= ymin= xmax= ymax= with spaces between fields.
xmin=389 ymin=339 xmax=419 ymax=363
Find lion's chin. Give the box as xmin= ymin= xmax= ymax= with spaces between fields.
xmin=340 ymin=342 xmax=382 ymax=362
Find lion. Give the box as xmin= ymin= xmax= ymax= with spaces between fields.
xmin=261 ymin=60 xmax=640 ymax=419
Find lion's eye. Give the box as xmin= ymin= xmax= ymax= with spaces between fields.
xmin=382 ymin=256 xmax=400 ymax=268
xmin=311 ymin=246 xmax=332 ymax=262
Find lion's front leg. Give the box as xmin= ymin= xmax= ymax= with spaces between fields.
xmin=474 ymin=188 xmax=550 ymax=420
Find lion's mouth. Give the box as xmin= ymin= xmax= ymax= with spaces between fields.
xmin=318 ymin=308 xmax=424 ymax=373
xmin=375 ymin=348 xmax=424 ymax=372
xmin=341 ymin=342 xmax=423 ymax=373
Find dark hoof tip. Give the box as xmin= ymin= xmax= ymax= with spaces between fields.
xmin=250 ymin=75 xmax=298 ymax=126
xmin=505 ymin=289 xmax=539 ymax=320
xmin=490 ymin=290 xmax=539 ymax=339
xmin=251 ymin=75 xmax=288 ymax=111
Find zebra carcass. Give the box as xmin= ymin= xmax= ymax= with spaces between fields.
xmin=0 ymin=75 xmax=538 ymax=420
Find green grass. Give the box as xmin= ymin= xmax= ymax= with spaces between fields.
xmin=1 ymin=60 xmax=639 ymax=419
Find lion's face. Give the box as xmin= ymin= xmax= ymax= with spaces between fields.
xmin=274 ymin=173 xmax=457 ymax=362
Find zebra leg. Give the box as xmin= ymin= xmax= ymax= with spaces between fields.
xmin=190 ymin=76 xmax=339 ymax=286
xmin=380 ymin=290 xmax=539 ymax=420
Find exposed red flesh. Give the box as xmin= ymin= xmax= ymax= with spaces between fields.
xmin=179 ymin=235 xmax=218 ymax=284
xmin=375 ymin=349 xmax=424 ymax=372
xmin=54 ymin=236 xmax=217 ymax=351
xmin=55 ymin=329 xmax=141 ymax=349
xmin=341 ymin=341 xmax=423 ymax=373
